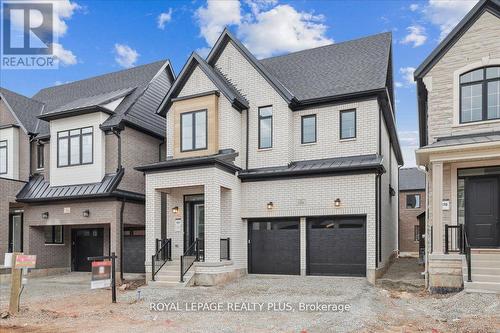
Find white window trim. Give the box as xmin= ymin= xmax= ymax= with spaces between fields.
xmin=452 ymin=57 xmax=500 ymax=127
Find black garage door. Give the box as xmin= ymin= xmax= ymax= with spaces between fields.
xmin=249 ymin=219 xmax=300 ymax=275
xmin=307 ymin=216 xmax=366 ymax=276
xmin=72 ymin=228 xmax=104 ymax=272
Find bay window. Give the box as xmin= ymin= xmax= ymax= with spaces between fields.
xmin=181 ymin=110 xmax=207 ymax=152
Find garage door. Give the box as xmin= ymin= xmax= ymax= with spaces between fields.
xmin=249 ymin=219 xmax=300 ymax=275
xmin=124 ymin=233 xmax=145 ymax=273
xmin=307 ymin=216 xmax=366 ymax=276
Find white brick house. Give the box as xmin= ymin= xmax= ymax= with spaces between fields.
xmin=138 ymin=29 xmax=403 ymax=285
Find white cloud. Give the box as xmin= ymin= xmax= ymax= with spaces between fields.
xmin=400 ymin=67 xmax=416 ymax=86
xmin=157 ymin=8 xmax=173 ymax=29
xmin=51 ymin=0 xmax=81 ymax=37
xmin=395 ymin=81 xmax=404 ymax=88
xmin=114 ymin=43 xmax=139 ymax=68
xmin=195 ymin=0 xmax=241 ymax=46
xmin=398 ymin=131 xmax=420 ymax=167
xmin=424 ymin=0 xmax=479 ymax=40
xmin=401 ymin=25 xmax=427 ymax=47
xmin=409 ymin=4 xmax=419 ymax=11
xmin=52 ymin=42 xmax=77 ymax=65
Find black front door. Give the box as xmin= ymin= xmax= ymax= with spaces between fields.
xmin=72 ymin=228 xmax=104 ymax=271
xmin=8 ymin=212 xmax=23 ymax=253
xmin=466 ymin=177 xmax=500 ymax=247
xmin=183 ymin=195 xmax=205 ymax=255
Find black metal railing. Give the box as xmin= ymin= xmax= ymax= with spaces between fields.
xmin=220 ymin=238 xmax=230 ymax=260
xmin=463 ymin=228 xmax=472 ymax=282
xmin=151 ymin=238 xmax=172 ymax=281
xmin=180 ymin=238 xmax=203 ymax=282
xmin=444 ymin=225 xmax=463 ymax=254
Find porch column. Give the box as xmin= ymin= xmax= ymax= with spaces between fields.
xmin=204 ymin=183 xmax=221 ymax=263
xmin=145 ymin=186 xmax=162 ymax=275
xmin=431 ymin=161 xmax=444 ymax=254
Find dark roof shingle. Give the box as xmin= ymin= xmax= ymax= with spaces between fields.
xmin=0 ymin=87 xmax=44 ymax=134
xmin=399 ymin=168 xmax=426 ymax=191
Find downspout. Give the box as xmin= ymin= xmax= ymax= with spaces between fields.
xmin=111 ymin=128 xmax=122 ymax=171
xmin=28 ymin=133 xmax=37 ymax=178
xmin=245 ymin=108 xmax=249 ymax=170
xmin=120 ymin=198 xmax=125 ymax=282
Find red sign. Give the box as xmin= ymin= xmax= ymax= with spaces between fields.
xmin=14 ymin=255 xmax=36 ymax=268
xmin=91 ymin=261 xmax=112 ymax=289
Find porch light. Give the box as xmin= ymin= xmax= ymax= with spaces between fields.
xmin=42 ymin=212 xmax=49 ymax=219
xmin=267 ymin=202 xmax=274 ymax=210
xmin=334 ymin=198 xmax=341 ymax=207
xmin=83 ymin=209 xmax=90 ymax=217
xmin=172 ymin=206 xmax=179 ymax=214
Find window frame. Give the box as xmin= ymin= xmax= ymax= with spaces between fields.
xmin=459 ymin=66 xmax=500 ymax=124
xmin=0 ymin=140 xmax=7 ymax=175
xmin=36 ymin=144 xmax=44 ymax=170
xmin=340 ymin=109 xmax=356 ymax=140
xmin=301 ymin=114 xmax=317 ymax=144
xmin=57 ymin=126 xmax=94 ymax=168
xmin=44 ymin=225 xmax=64 ymax=245
xmin=180 ymin=109 xmax=208 ymax=152
xmin=258 ymin=105 xmax=273 ymax=149
xmin=406 ymin=193 xmax=421 ymax=209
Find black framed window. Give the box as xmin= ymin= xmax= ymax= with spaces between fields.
xmin=406 ymin=194 xmax=421 ymax=209
xmin=413 ymin=225 xmax=420 ymax=241
xmin=258 ymin=106 xmax=272 ymax=149
xmin=57 ymin=127 xmax=93 ymax=167
xmin=301 ymin=114 xmax=316 ymax=144
xmin=340 ymin=109 xmax=356 ymax=140
xmin=181 ymin=110 xmax=207 ymax=152
xmin=37 ymin=144 xmax=44 ymax=169
xmin=0 ymin=140 xmax=7 ymax=174
xmin=44 ymin=226 xmax=64 ymax=244
xmin=460 ymin=66 xmax=500 ymax=123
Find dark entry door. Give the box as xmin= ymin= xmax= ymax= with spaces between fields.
xmin=184 ymin=196 xmax=205 ymax=256
xmin=72 ymin=228 xmax=104 ymax=271
xmin=8 ymin=212 xmax=23 ymax=253
xmin=307 ymin=216 xmax=366 ymax=276
xmin=249 ymin=220 xmax=300 ymax=275
xmin=466 ymin=177 xmax=500 ymax=247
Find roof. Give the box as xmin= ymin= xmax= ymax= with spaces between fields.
xmin=414 ymin=0 xmax=500 ymax=78
xmin=399 ymin=168 xmax=426 ymax=191
xmin=0 ymin=87 xmax=44 ymax=134
xmin=239 ymin=154 xmax=385 ymax=181
xmin=16 ymin=169 xmax=144 ymax=202
xmin=259 ymin=32 xmax=392 ymax=102
xmin=422 ymin=131 xmax=500 ymax=149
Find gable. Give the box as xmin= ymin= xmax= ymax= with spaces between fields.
xmin=178 ymin=65 xmax=218 ymax=98
xmin=0 ymin=99 xmax=19 ymax=127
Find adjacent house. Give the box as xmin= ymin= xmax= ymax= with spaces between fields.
xmin=398 ymin=167 xmax=426 ymax=258
xmin=415 ymin=0 xmax=500 ymax=293
xmin=137 ymin=29 xmax=403 ymax=286
xmin=0 ymin=60 xmax=175 ymax=278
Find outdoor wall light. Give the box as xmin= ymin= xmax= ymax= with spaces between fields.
xmin=83 ymin=209 xmax=90 ymax=217
xmin=334 ymin=198 xmax=341 ymax=207
xmin=267 ymin=202 xmax=274 ymax=210
xmin=172 ymin=206 xmax=179 ymax=214
xmin=42 ymin=212 xmax=49 ymax=219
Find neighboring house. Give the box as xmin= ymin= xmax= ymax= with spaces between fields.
xmin=137 ymin=29 xmax=403 ymax=286
xmin=415 ymin=0 xmax=500 ymax=293
xmin=398 ymin=168 xmax=426 ymax=257
xmin=0 ymin=60 xmax=175 ymax=278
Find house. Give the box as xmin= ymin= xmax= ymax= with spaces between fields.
xmin=137 ymin=29 xmax=403 ymax=286
xmin=0 ymin=60 xmax=175 ymax=278
xmin=398 ymin=168 xmax=426 ymax=258
xmin=415 ymin=0 xmax=500 ymax=293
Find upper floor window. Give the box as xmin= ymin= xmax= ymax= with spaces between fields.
xmin=37 ymin=144 xmax=44 ymax=169
xmin=340 ymin=109 xmax=356 ymax=140
xmin=258 ymin=106 xmax=272 ymax=149
xmin=181 ymin=110 xmax=207 ymax=152
xmin=57 ymin=127 xmax=93 ymax=167
xmin=0 ymin=140 xmax=7 ymax=174
xmin=460 ymin=66 xmax=500 ymax=123
xmin=301 ymin=114 xmax=317 ymax=144
xmin=406 ymin=194 xmax=421 ymax=209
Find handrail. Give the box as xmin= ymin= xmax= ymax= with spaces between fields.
xmin=463 ymin=228 xmax=472 ymax=282
xmin=180 ymin=238 xmax=200 ymax=283
xmin=151 ymin=238 xmax=172 ymax=281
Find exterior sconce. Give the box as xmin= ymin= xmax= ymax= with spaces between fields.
xmin=267 ymin=202 xmax=274 ymax=210
xmin=83 ymin=209 xmax=90 ymax=217
xmin=42 ymin=212 xmax=49 ymax=219
xmin=172 ymin=206 xmax=179 ymax=214
xmin=334 ymin=198 xmax=341 ymax=207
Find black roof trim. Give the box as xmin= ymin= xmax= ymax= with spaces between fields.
xmin=414 ymin=0 xmax=500 ymax=79
xmin=290 ymin=88 xmax=385 ymax=111
xmin=172 ymin=90 xmax=220 ymax=102
xmin=436 ymin=130 xmax=500 ymax=142
xmin=38 ymin=105 xmax=114 ymax=121
xmin=0 ymin=177 xmax=27 ymax=184
xmin=0 ymin=124 xmax=20 ymax=130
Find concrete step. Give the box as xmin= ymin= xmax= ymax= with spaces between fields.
xmin=463 ymin=274 xmax=500 ymax=283
xmin=464 ymin=281 xmax=500 ymax=294
xmin=465 ymin=260 xmax=500 ymax=268
xmin=471 ymin=249 xmax=500 ymax=254
xmin=462 ymin=267 xmax=500 ymax=275
xmin=470 ymin=253 xmax=500 ymax=261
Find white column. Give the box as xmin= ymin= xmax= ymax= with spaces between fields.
xmin=300 ymin=217 xmax=306 ymax=276
xmin=431 ymin=161 xmax=443 ymax=254
xmin=204 ymin=184 xmax=221 ymax=263
xmin=145 ymin=184 xmax=162 ymax=274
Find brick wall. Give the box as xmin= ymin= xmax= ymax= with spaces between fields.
xmin=0 ymin=178 xmax=25 ymax=264
xmin=399 ymin=190 xmax=426 ymax=253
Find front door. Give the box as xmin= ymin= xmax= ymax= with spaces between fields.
xmin=465 ymin=177 xmax=500 ymax=247
xmin=184 ymin=195 xmax=204 ymax=255
xmin=8 ymin=212 xmax=23 ymax=253
xmin=72 ymin=228 xmax=104 ymax=271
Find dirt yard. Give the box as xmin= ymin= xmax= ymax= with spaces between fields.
xmin=0 ymin=271 xmax=499 ymax=333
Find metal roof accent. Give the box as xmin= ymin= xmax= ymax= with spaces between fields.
xmin=399 ymin=168 xmax=426 ymax=191
xmin=423 ymin=131 xmax=500 ymax=149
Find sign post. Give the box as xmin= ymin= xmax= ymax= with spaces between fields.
xmin=88 ymin=252 xmax=117 ymax=303
xmin=9 ymin=253 xmax=37 ymax=314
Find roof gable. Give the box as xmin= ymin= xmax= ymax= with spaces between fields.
xmin=399 ymin=168 xmax=426 ymax=191
xmin=0 ymin=87 xmax=44 ymax=134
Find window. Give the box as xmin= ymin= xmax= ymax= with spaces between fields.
xmin=340 ymin=109 xmax=356 ymax=139
xmin=181 ymin=110 xmax=207 ymax=151
xmin=406 ymin=194 xmax=421 ymax=209
xmin=258 ymin=106 xmax=272 ymax=149
xmin=301 ymin=114 xmax=316 ymax=144
xmin=460 ymin=66 xmax=500 ymax=123
xmin=57 ymin=127 xmax=93 ymax=167
xmin=37 ymin=144 xmax=44 ymax=169
xmin=414 ymin=225 xmax=420 ymax=242
xmin=0 ymin=140 xmax=6 ymax=174
xmin=44 ymin=226 xmax=64 ymax=244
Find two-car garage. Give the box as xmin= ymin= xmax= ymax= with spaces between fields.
xmin=248 ymin=216 xmax=366 ymax=277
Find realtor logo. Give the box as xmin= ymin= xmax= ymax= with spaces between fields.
xmin=1 ymin=1 xmax=57 ymax=69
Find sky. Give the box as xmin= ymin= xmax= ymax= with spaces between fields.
xmin=0 ymin=0 xmax=480 ymax=167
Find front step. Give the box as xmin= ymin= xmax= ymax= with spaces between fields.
xmin=464 ymin=281 xmax=500 ymax=294
xmin=151 ymin=260 xmax=194 ymax=287
xmin=463 ymin=249 xmax=500 ymax=294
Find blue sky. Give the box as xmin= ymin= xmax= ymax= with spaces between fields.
xmin=0 ymin=0 xmax=479 ymax=166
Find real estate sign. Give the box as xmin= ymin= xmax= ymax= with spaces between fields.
xmin=91 ymin=261 xmax=112 ymax=289
xmin=14 ymin=255 xmax=36 ymax=269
